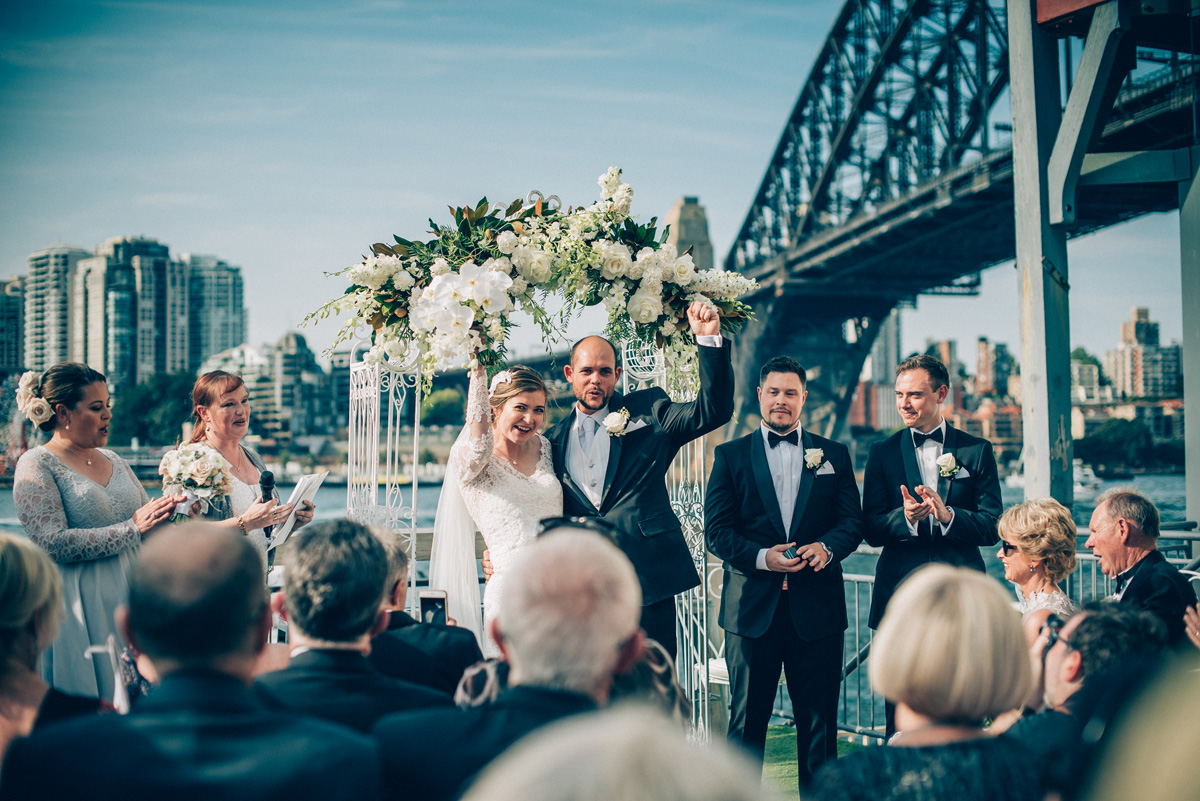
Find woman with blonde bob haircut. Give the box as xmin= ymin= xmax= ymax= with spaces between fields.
xmin=1 ymin=534 xmax=107 ymax=757
xmin=996 ymin=497 xmax=1078 ymax=643
xmin=811 ymin=565 xmax=1039 ymax=801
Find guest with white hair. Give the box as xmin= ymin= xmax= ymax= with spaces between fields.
xmin=811 ymin=564 xmax=1039 ymax=801
xmin=461 ymin=705 xmax=781 ymax=801
xmin=372 ymin=530 xmax=645 ymax=801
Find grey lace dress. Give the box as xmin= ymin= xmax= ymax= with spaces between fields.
xmin=13 ymin=446 xmax=149 ymax=700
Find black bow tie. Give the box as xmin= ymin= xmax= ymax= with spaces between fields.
xmin=768 ymin=430 xmax=799 ymax=448
xmin=1115 ymin=574 xmax=1128 ymax=594
xmin=913 ymin=429 xmax=944 ymax=447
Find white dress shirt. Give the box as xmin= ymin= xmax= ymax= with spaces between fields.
xmin=907 ymin=418 xmax=955 ymax=536
xmin=755 ymin=423 xmax=804 ymax=571
xmin=567 ymin=406 xmax=610 ymax=509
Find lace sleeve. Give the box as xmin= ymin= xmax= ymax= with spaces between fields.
xmin=448 ymin=364 xmax=494 ymax=487
xmin=13 ymin=451 xmax=141 ymax=564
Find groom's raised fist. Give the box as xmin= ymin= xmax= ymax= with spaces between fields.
xmin=686 ymin=300 xmax=721 ymax=337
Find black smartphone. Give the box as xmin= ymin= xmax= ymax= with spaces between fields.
xmin=782 ymin=545 xmax=798 ymax=559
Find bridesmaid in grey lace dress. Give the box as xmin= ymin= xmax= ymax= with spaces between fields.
xmin=996 ymin=498 xmax=1078 ymax=645
xmin=12 ymin=364 xmax=179 ymax=700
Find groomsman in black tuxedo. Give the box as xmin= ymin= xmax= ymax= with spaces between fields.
xmin=706 ymin=356 xmax=862 ymax=790
xmin=544 ymin=300 xmax=734 ymax=656
xmin=861 ymin=355 xmax=1002 ymax=731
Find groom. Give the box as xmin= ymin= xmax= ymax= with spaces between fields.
xmin=547 ymin=301 xmax=733 ymax=656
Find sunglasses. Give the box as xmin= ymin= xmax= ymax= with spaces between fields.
xmin=1000 ymin=540 xmax=1019 ymax=555
xmin=1041 ymin=613 xmax=1074 ymax=659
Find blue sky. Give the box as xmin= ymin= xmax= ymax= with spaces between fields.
xmin=0 ymin=0 xmax=1184 ymax=369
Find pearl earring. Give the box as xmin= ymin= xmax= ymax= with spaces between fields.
xmin=65 ymin=423 xmax=70 ymax=430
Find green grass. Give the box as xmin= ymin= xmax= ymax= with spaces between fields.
xmin=762 ymin=726 xmax=869 ymax=799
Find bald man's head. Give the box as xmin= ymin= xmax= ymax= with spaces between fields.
xmin=127 ymin=523 xmax=267 ymax=668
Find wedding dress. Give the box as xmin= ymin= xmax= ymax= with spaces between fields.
xmin=429 ymin=365 xmax=562 ymax=657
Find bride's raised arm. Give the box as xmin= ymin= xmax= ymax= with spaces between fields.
xmin=447 ymin=363 xmax=492 ymax=487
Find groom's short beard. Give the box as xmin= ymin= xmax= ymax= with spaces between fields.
xmin=763 ymin=416 xmax=798 ymax=435
xmin=575 ymin=391 xmax=611 ymax=413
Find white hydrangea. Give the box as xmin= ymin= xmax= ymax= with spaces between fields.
xmin=495 ymin=230 xmax=518 ymax=254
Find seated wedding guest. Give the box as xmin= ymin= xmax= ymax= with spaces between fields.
xmin=810 ymin=564 xmax=1038 ymax=801
xmin=1184 ymin=603 xmax=1200 ymax=650
xmin=368 ymin=529 xmax=483 ymax=694
xmin=996 ymin=497 xmax=1078 ymax=644
xmin=1081 ymin=654 xmax=1200 ymax=801
xmin=12 ymin=363 xmax=181 ymax=700
xmin=253 ymin=519 xmax=451 ymax=730
xmin=372 ymin=531 xmax=645 ymax=801
xmin=1 ymin=534 xmax=108 ymax=759
xmin=462 ymin=706 xmax=776 ymax=801
xmin=1085 ymin=487 xmax=1192 ymax=645
xmin=167 ymin=370 xmax=315 ymax=564
xmin=1001 ymin=603 xmax=1167 ymax=794
xmin=0 ymin=523 xmax=379 ymax=801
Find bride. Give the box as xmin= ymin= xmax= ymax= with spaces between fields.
xmin=429 ymin=362 xmax=562 ymax=656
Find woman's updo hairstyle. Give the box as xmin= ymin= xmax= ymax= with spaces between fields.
xmin=189 ymin=370 xmax=246 ymax=443
xmin=0 ymin=533 xmax=63 ymax=669
xmin=38 ymin=362 xmax=107 ymax=433
xmin=487 ymin=365 xmax=546 ymax=412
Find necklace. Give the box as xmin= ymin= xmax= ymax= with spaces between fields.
xmin=54 ymin=439 xmax=94 ymax=466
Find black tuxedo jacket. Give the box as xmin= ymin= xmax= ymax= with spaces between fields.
xmin=253 ymin=648 xmax=452 ymax=732
xmin=369 ymin=610 xmax=484 ymax=694
xmin=0 ymin=670 xmax=380 ymax=801
xmin=372 ymin=685 xmax=597 ymax=801
xmin=1119 ymin=550 xmax=1194 ymax=646
xmin=706 ymin=429 xmax=862 ymax=640
xmin=861 ymin=424 xmax=1002 ymax=628
xmin=546 ymin=342 xmax=734 ymax=605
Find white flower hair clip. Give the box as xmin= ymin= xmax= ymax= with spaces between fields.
xmin=488 ymin=370 xmax=514 ymax=398
xmin=15 ymin=371 xmax=53 ymax=426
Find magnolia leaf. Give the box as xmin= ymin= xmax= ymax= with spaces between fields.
xmin=505 ymin=198 xmax=523 ymax=216
xmin=371 ymin=243 xmax=394 ymax=257
xmin=448 ymin=205 xmax=460 ymax=222
xmin=682 ymin=244 xmax=693 ymax=257
xmin=463 ymin=204 xmax=476 ymax=224
xmin=475 ymin=198 xmax=489 ymax=218
xmin=534 ymin=197 xmax=543 ymax=216
xmin=512 ymin=221 xmax=525 ymax=235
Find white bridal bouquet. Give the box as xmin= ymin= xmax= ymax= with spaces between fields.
xmin=159 ymin=443 xmax=234 ymax=523
xmin=308 ymin=168 xmax=757 ymax=387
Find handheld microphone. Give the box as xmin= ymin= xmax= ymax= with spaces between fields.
xmin=259 ymin=470 xmax=275 ymax=536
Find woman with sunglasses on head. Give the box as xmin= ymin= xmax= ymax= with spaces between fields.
xmin=996 ymin=498 xmax=1078 ymax=646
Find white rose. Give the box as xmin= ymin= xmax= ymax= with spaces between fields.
xmin=599 ymin=243 xmax=632 ymax=280
xmin=669 ymin=254 xmax=696 ymax=285
xmin=496 ymin=230 xmax=518 ymax=254
xmin=936 ymin=453 xmax=959 ymax=477
xmin=189 ymin=458 xmax=215 ymax=485
xmin=18 ymin=371 xmax=39 ymax=392
xmin=804 ymin=448 xmax=825 ymax=470
xmin=626 ymin=288 xmax=663 ymax=325
xmin=527 ymin=250 xmax=552 ymax=283
xmin=26 ymin=397 xmax=53 ymax=426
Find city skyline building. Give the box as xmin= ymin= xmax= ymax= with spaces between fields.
xmin=0 ymin=278 xmax=25 ymax=373
xmin=24 ymin=244 xmax=90 ymax=373
xmin=182 ymin=253 xmax=246 ymax=372
xmin=663 ymin=196 xmax=714 ymax=272
xmin=1105 ymin=307 xmax=1181 ymax=400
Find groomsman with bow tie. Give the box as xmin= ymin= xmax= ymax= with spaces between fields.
xmin=861 ymin=355 xmax=1002 ymax=732
xmin=706 ymin=356 xmax=862 ymax=791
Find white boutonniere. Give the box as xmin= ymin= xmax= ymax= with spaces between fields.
xmin=804 ymin=448 xmax=825 ymax=470
xmin=603 ymin=408 xmax=631 ymax=436
xmin=936 ymin=453 xmax=961 ymax=478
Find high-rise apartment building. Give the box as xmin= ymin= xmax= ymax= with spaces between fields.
xmin=74 ymin=254 xmax=138 ymax=391
xmin=182 ymin=254 xmax=245 ymax=371
xmin=0 ymin=278 xmax=25 ymax=373
xmin=24 ymin=244 xmax=90 ymax=372
xmin=1104 ymin=307 xmax=1181 ymax=399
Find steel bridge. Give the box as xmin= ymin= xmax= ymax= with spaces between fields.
xmin=726 ymin=0 xmax=1196 ymax=447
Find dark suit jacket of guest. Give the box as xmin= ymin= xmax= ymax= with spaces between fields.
xmin=706 ymin=429 xmax=863 ymax=640
xmin=545 ymin=342 xmax=734 ymax=605
xmin=372 ymin=685 xmax=597 ymax=801
xmin=369 ymin=609 xmax=484 ymax=694
xmin=0 ymin=670 xmax=380 ymax=801
xmin=1119 ymin=549 xmax=1194 ymax=646
xmin=253 ymin=648 xmax=452 ymax=732
xmin=861 ymin=424 xmax=1002 ymax=628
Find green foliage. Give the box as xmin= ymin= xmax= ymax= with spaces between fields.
xmin=1070 ymin=347 xmax=1108 ymax=385
xmin=417 ymin=447 xmax=439 ymax=464
xmin=421 ymin=388 xmax=465 ymax=427
xmin=1074 ymin=418 xmax=1155 ymax=467
xmin=109 ymin=372 xmax=198 ymax=447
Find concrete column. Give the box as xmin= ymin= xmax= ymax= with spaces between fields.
xmin=1181 ymin=173 xmax=1200 ymax=532
xmin=1007 ymin=0 xmax=1074 ymax=504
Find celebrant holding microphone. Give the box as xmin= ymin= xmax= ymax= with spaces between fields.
xmin=12 ymin=363 xmax=183 ymax=700
xmin=161 ymin=371 xmax=315 ymax=562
